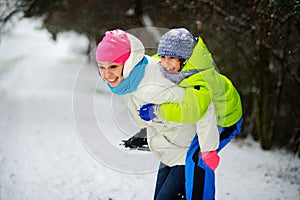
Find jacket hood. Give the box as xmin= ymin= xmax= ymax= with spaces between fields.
xmin=123 ymin=32 xmax=145 ymax=78
xmin=181 ymin=37 xmax=215 ymax=72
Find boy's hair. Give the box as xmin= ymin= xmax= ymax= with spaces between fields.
xmin=157 ymin=28 xmax=197 ymax=60
xmin=179 ymin=59 xmax=186 ymax=70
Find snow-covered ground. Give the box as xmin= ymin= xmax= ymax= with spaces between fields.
xmin=0 ymin=18 xmax=299 ymax=200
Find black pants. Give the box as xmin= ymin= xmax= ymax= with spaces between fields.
xmin=154 ymin=162 xmax=186 ymax=200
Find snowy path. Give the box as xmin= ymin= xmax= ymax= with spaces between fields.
xmin=0 ymin=19 xmax=299 ymax=200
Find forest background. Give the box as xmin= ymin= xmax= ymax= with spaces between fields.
xmin=1 ymin=0 xmax=299 ymax=154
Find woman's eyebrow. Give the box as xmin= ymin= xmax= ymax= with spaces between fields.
xmin=98 ymin=64 xmax=108 ymax=68
xmin=98 ymin=62 xmax=114 ymax=68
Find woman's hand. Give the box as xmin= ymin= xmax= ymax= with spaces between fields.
xmin=201 ymin=150 xmax=220 ymax=171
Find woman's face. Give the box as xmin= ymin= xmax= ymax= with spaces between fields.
xmin=98 ymin=62 xmax=124 ymax=87
xmin=160 ymin=56 xmax=181 ymax=74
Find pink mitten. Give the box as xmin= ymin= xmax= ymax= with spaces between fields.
xmin=202 ymin=150 xmax=220 ymax=171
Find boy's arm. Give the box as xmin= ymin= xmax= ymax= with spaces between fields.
xmin=133 ymin=62 xmax=185 ymax=105
xmin=137 ymin=82 xmax=185 ymax=104
xmin=159 ymin=86 xmax=211 ymax=124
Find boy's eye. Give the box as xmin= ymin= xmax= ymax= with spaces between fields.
xmin=161 ymin=56 xmax=165 ymax=58
xmin=110 ymin=65 xmax=118 ymax=69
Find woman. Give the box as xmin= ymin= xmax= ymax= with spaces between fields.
xmin=96 ymin=29 xmax=217 ymax=199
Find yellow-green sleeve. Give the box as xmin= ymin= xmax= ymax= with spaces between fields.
xmin=159 ymin=87 xmax=211 ymax=124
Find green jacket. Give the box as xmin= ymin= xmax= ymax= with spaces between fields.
xmin=159 ymin=37 xmax=242 ymax=127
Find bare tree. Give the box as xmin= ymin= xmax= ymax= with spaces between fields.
xmin=196 ymin=0 xmax=299 ymax=150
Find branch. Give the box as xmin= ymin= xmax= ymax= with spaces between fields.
xmin=199 ymin=0 xmax=250 ymax=30
xmin=1 ymin=8 xmax=25 ymax=23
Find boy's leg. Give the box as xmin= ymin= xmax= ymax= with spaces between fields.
xmin=217 ymin=118 xmax=242 ymax=152
xmin=186 ymin=135 xmax=215 ymax=200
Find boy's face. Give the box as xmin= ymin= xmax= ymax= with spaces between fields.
xmin=98 ymin=62 xmax=124 ymax=87
xmin=160 ymin=56 xmax=181 ymax=74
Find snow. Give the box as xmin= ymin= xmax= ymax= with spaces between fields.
xmin=0 ymin=18 xmax=299 ymax=200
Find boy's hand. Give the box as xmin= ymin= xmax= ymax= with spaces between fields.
xmin=139 ymin=104 xmax=158 ymax=121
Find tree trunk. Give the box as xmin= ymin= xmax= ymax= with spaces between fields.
xmin=254 ymin=46 xmax=273 ymax=150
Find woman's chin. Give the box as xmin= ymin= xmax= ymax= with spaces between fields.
xmin=108 ymin=82 xmax=117 ymax=87
xmin=107 ymin=78 xmax=120 ymax=87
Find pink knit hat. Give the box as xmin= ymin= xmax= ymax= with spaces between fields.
xmin=96 ymin=29 xmax=131 ymax=65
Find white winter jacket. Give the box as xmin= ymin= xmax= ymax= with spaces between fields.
xmin=121 ymin=33 xmax=217 ymax=166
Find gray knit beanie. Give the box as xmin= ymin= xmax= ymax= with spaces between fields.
xmin=158 ymin=28 xmax=197 ymax=60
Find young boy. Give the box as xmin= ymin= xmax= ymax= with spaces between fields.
xmin=153 ymin=28 xmax=242 ymax=151
xmin=139 ymin=28 xmax=243 ymax=200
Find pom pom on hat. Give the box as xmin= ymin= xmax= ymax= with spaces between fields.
xmin=96 ymin=29 xmax=131 ymax=64
xmin=158 ymin=28 xmax=197 ymax=60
